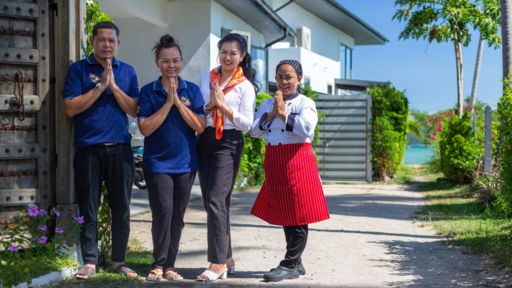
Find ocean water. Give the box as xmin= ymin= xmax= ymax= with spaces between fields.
xmin=404 ymin=145 xmax=435 ymax=164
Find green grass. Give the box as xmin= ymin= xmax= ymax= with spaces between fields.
xmin=415 ymin=181 xmax=512 ymax=268
xmin=46 ymin=243 xmax=153 ymax=288
xmin=391 ymin=164 xmax=442 ymax=184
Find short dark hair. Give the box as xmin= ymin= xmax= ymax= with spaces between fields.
xmin=92 ymin=21 xmax=120 ymax=38
xmin=152 ymin=34 xmax=183 ymax=60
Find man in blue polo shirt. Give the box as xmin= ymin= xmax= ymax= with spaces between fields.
xmin=63 ymin=21 xmax=138 ymax=279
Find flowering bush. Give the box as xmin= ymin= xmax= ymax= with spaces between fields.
xmin=0 ymin=204 xmax=83 ymax=287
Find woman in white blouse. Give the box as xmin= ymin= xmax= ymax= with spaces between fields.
xmin=250 ymin=59 xmax=330 ymax=283
xmin=196 ymin=33 xmax=257 ymax=281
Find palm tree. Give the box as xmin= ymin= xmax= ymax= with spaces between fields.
xmin=503 ymin=0 xmax=512 ymax=87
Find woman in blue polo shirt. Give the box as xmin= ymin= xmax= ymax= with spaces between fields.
xmin=137 ymin=34 xmax=205 ymax=282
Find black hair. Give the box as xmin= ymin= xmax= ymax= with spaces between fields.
xmin=92 ymin=21 xmax=120 ymax=38
xmin=217 ymin=33 xmax=260 ymax=93
xmin=152 ymin=34 xmax=183 ymax=61
xmin=276 ymin=59 xmax=304 ymax=93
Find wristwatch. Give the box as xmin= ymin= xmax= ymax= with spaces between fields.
xmin=96 ymin=82 xmax=106 ymax=92
xmin=203 ymin=103 xmax=212 ymax=113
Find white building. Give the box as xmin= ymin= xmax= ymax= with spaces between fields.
xmin=98 ymin=0 xmax=387 ymax=94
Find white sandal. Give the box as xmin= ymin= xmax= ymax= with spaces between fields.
xmin=196 ymin=269 xmax=228 ymax=282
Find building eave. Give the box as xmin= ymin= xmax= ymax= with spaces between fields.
xmin=215 ymin=0 xmax=296 ymax=45
xmin=292 ymin=0 xmax=388 ymax=45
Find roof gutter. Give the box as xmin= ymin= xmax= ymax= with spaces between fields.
xmin=250 ymin=0 xmax=297 ymax=47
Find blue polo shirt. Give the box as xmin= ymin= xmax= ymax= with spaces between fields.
xmin=63 ymin=55 xmax=139 ymax=147
xmin=138 ymin=77 xmax=205 ymax=174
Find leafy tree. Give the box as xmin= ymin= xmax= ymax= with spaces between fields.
xmin=393 ymin=0 xmax=501 ymax=118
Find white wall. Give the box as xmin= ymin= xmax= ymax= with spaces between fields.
xmin=267 ymin=0 xmax=354 ymax=61
xmin=209 ymin=0 xmax=266 ymax=69
xmin=99 ymin=0 xmax=211 ymax=86
xmin=269 ymin=47 xmax=340 ymax=94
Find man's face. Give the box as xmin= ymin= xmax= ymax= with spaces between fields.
xmin=92 ymin=28 xmax=119 ymax=60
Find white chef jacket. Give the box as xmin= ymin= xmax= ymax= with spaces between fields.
xmin=249 ymin=93 xmax=318 ymax=145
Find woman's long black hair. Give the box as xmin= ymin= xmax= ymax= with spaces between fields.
xmin=217 ymin=33 xmax=260 ymax=93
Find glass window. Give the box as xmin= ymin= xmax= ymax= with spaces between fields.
xmin=251 ymin=46 xmax=267 ymax=92
xmin=339 ymin=44 xmax=353 ymax=79
xmin=327 ymin=84 xmax=333 ymax=94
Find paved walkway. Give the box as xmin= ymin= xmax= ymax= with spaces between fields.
xmin=129 ymin=183 xmax=512 ymax=287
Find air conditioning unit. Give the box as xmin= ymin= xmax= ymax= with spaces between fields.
xmin=221 ymin=28 xmax=251 ymax=49
xmin=297 ymin=26 xmax=311 ymax=50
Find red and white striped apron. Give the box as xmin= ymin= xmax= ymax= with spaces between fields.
xmin=251 ymin=143 xmax=330 ymax=226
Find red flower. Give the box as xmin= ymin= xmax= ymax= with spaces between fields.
xmin=436 ymin=121 xmax=443 ymax=132
xmin=427 ymin=117 xmax=435 ymax=124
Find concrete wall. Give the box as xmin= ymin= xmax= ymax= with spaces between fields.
xmin=209 ymin=0 xmax=266 ymax=69
xmin=269 ymin=47 xmax=340 ymax=94
xmin=98 ymin=0 xmax=211 ymax=86
xmin=267 ymin=0 xmax=355 ymax=61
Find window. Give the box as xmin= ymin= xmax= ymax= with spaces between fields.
xmin=339 ymin=44 xmax=353 ymax=79
xmin=251 ymin=46 xmax=267 ymax=92
xmin=303 ymin=76 xmax=311 ymax=86
xmin=327 ymin=84 xmax=333 ymax=94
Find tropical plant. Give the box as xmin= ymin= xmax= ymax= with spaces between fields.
xmin=86 ymin=0 xmax=112 ymax=56
xmin=496 ymin=77 xmax=512 ymax=215
xmin=393 ymin=0 xmax=501 ymax=118
xmin=438 ymin=112 xmax=482 ymax=183
xmin=0 ymin=205 xmax=83 ymax=287
xmin=367 ymin=83 xmax=409 ymax=180
xmin=237 ymin=93 xmax=272 ymax=188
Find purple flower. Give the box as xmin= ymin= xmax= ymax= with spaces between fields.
xmin=74 ymin=216 xmax=85 ymax=225
xmin=27 ymin=205 xmax=39 ymax=217
xmin=39 ymin=224 xmax=47 ymax=232
xmin=38 ymin=236 xmax=48 ymax=244
xmin=37 ymin=209 xmax=47 ymax=216
xmin=8 ymin=245 xmax=18 ymax=252
xmin=55 ymin=227 xmax=64 ymax=234
xmin=52 ymin=207 xmax=62 ymax=217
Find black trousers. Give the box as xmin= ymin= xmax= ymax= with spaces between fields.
xmin=198 ymin=127 xmax=244 ymax=264
xmin=145 ymin=172 xmax=195 ymax=269
xmin=280 ymin=225 xmax=309 ymax=268
xmin=74 ymin=143 xmax=133 ymax=265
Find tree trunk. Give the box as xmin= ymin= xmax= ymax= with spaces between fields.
xmin=470 ymin=35 xmax=484 ymax=131
xmin=454 ymin=39 xmax=464 ymax=118
xmin=502 ymin=0 xmax=512 ymax=89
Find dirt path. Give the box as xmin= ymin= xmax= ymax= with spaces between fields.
xmin=129 ymin=183 xmax=512 ymax=287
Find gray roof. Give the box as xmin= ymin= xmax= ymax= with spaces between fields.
xmin=292 ymin=0 xmax=388 ymax=45
xmin=335 ymin=79 xmax=385 ymax=91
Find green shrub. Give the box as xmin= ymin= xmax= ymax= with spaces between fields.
xmin=237 ymin=93 xmax=272 ymax=188
xmin=496 ymin=79 xmax=512 ymax=215
xmin=367 ymin=83 xmax=409 ymax=180
xmin=438 ymin=113 xmax=482 ymax=184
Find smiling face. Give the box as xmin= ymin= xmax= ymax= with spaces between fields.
xmin=219 ymin=41 xmax=245 ymax=73
xmin=92 ymin=28 xmax=119 ymax=61
xmin=275 ymin=64 xmax=302 ymax=97
xmin=156 ymin=46 xmax=182 ymax=79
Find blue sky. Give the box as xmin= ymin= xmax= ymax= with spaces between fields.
xmin=339 ymin=0 xmax=502 ymax=113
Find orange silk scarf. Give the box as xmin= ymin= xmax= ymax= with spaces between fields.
xmin=209 ymin=66 xmax=246 ymax=140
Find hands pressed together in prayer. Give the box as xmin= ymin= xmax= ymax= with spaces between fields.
xmin=268 ymin=90 xmax=286 ymax=122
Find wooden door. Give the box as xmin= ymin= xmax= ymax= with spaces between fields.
xmin=0 ymin=0 xmax=53 ymax=222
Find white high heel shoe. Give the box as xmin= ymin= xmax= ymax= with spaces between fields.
xmin=196 ymin=269 xmax=228 ymax=282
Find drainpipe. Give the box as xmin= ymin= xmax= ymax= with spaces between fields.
xmin=274 ymin=0 xmax=294 ymax=12
xmin=265 ymin=27 xmax=289 ymax=48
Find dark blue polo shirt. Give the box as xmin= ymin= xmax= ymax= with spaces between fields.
xmin=138 ymin=77 xmax=205 ymax=174
xmin=63 ymin=55 xmax=139 ymax=147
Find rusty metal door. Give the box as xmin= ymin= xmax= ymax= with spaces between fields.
xmin=0 ymin=0 xmax=52 ymax=221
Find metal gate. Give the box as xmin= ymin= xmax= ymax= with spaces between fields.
xmin=0 ymin=0 xmax=52 ymax=222
xmin=315 ymin=92 xmax=372 ymax=182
